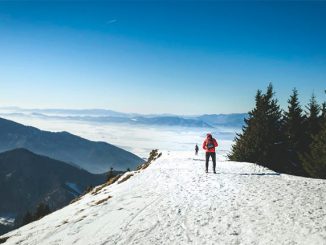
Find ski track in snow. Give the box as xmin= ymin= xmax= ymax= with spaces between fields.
xmin=1 ymin=151 xmax=326 ymax=245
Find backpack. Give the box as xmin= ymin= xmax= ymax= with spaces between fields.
xmin=206 ymin=139 xmax=215 ymax=150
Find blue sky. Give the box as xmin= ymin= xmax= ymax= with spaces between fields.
xmin=0 ymin=1 xmax=325 ymax=114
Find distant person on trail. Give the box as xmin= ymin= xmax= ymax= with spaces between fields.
xmin=202 ymin=133 xmax=218 ymax=174
xmin=195 ymin=144 xmax=199 ymax=155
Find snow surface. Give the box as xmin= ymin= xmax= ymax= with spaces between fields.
xmin=1 ymin=151 xmax=326 ymax=245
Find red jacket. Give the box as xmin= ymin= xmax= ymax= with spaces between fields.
xmin=202 ymin=137 xmax=218 ymax=153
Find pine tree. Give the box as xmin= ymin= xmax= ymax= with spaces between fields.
xmin=228 ymin=90 xmax=263 ymax=162
xmin=321 ymin=90 xmax=326 ymax=120
xmin=322 ymin=103 xmax=326 ymax=118
xmin=106 ymin=167 xmax=114 ymax=182
xmin=21 ymin=203 xmax=51 ymax=225
xmin=301 ymin=120 xmax=326 ymax=178
xmin=34 ymin=203 xmax=50 ymax=220
xmin=305 ymin=94 xmax=321 ymax=141
xmin=282 ymin=88 xmax=306 ymax=174
xmin=22 ymin=211 xmax=33 ymax=225
xmin=229 ymin=84 xmax=284 ymax=171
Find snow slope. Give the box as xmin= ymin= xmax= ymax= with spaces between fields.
xmin=1 ymin=151 xmax=326 ymax=245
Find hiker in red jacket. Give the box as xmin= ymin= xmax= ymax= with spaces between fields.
xmin=202 ymin=133 xmax=218 ymax=173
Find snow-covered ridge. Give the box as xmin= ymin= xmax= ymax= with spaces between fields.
xmin=1 ymin=151 xmax=326 ymax=245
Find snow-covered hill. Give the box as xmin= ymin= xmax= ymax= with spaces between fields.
xmin=1 ymin=151 xmax=326 ymax=245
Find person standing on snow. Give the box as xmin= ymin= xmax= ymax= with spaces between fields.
xmin=195 ymin=144 xmax=199 ymax=155
xmin=202 ymin=133 xmax=218 ymax=173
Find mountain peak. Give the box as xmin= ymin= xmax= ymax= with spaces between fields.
xmin=0 ymin=117 xmax=143 ymax=173
xmin=0 ymin=148 xmax=44 ymax=162
xmin=4 ymin=148 xmax=33 ymax=154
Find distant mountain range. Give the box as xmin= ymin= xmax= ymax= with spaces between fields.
xmin=0 ymin=117 xmax=143 ymax=173
xmin=0 ymin=148 xmax=108 ymax=235
xmin=0 ymin=107 xmax=247 ymax=128
xmin=195 ymin=114 xmax=247 ymax=128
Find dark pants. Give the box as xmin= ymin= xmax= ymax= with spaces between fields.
xmin=205 ymin=152 xmax=216 ymax=172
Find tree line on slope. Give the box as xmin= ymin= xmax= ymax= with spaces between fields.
xmin=228 ymin=84 xmax=326 ymax=179
xmin=22 ymin=203 xmax=51 ymax=226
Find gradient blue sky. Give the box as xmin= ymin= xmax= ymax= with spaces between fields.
xmin=0 ymin=1 xmax=325 ymax=114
